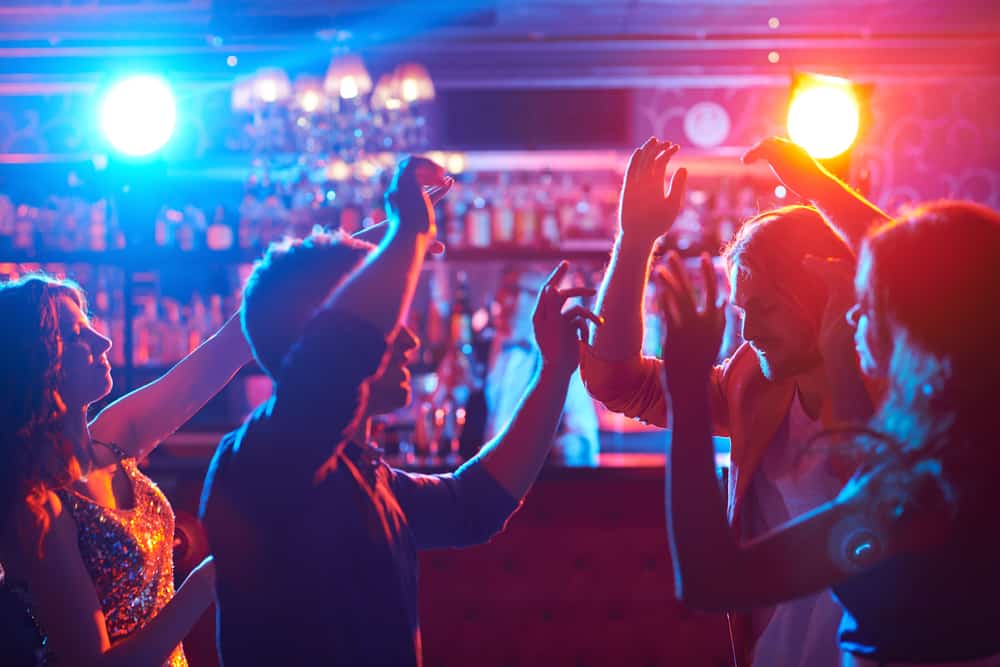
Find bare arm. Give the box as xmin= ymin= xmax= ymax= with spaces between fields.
xmin=331 ymin=157 xmax=451 ymax=336
xmin=18 ymin=496 xmax=214 ymax=667
xmin=591 ymin=138 xmax=687 ymax=361
xmin=475 ymin=364 xmax=572 ymax=499
xmin=743 ymin=136 xmax=892 ymax=251
xmin=89 ymin=313 xmax=251 ymax=459
xmin=262 ymin=157 xmax=451 ymax=450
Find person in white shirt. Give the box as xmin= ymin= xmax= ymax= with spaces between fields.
xmin=487 ymin=267 xmax=600 ymax=466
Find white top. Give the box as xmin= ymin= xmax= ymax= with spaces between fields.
xmin=747 ymin=391 xmax=844 ymax=667
xmin=485 ymin=340 xmax=599 ymax=465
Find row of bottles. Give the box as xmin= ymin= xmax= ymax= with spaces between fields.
xmin=2 ymin=164 xmax=786 ymax=258
xmin=131 ymin=291 xmax=236 ymax=367
xmin=0 ymin=193 xmax=125 ymax=254
xmin=435 ymin=173 xmax=619 ymax=251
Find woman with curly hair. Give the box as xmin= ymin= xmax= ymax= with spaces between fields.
xmin=0 ymin=274 xmax=251 ymax=666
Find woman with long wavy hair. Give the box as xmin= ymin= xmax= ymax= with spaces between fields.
xmin=0 ymin=274 xmax=250 ymax=666
xmin=661 ymin=135 xmax=1000 ymax=666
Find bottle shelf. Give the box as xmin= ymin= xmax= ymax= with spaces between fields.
xmin=0 ymin=245 xmax=619 ymax=268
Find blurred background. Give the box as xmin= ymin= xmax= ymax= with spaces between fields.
xmin=1 ymin=2 xmax=998 ymax=664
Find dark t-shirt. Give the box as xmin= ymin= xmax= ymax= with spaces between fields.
xmin=199 ymin=311 xmax=518 ymax=666
xmin=834 ymin=513 xmax=1000 ymax=662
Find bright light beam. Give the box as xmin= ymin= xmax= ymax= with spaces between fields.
xmin=787 ymin=75 xmax=860 ymax=160
xmin=99 ymin=75 xmax=177 ymax=157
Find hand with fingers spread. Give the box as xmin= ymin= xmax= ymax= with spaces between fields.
xmin=619 ymin=137 xmax=689 ymax=244
xmin=532 ymin=261 xmax=603 ymax=377
xmin=384 ymin=155 xmax=454 ymax=238
xmin=741 ymin=136 xmax=831 ymax=201
xmin=655 ymin=251 xmax=727 ymax=392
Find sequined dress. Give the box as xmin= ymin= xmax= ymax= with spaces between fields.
xmin=59 ymin=443 xmax=186 ymax=667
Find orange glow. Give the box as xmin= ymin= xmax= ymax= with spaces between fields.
xmin=787 ymin=74 xmax=860 ymax=159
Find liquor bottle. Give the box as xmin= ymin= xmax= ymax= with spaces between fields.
xmin=557 ymin=173 xmax=578 ymax=235
xmin=539 ymin=187 xmax=561 ymax=248
xmin=445 ymin=182 xmax=467 ymax=250
xmin=434 ymin=272 xmax=482 ymax=463
xmin=88 ymin=200 xmax=108 ymax=252
xmin=465 ymin=192 xmax=492 ymax=248
xmin=491 ymin=174 xmax=516 ymax=247
xmin=513 ymin=186 xmax=539 ymax=248
xmin=0 ymin=194 xmax=14 ymax=252
xmin=13 ymin=205 xmax=35 ymax=252
xmin=206 ymin=205 xmax=234 ymax=251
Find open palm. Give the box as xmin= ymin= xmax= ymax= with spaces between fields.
xmin=619 ymin=137 xmax=688 ymax=243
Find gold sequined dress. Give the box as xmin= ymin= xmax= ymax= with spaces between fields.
xmin=59 ymin=443 xmax=186 ymax=667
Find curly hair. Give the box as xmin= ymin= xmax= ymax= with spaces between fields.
xmin=241 ymin=227 xmax=373 ymax=380
xmin=0 ymin=274 xmax=86 ymax=542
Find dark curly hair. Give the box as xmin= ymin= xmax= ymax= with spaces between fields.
xmin=0 ymin=274 xmax=87 ymax=542
xmin=241 ymin=228 xmax=372 ymax=380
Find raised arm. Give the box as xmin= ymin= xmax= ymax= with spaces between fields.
xmin=14 ymin=496 xmax=215 ymax=667
xmin=391 ymin=262 xmax=602 ymax=550
xmin=265 ymin=157 xmax=450 ymax=443
xmin=332 ymin=156 xmax=451 ymax=336
xmin=656 ymin=255 xmax=944 ymax=612
xmin=591 ymin=138 xmax=687 ymax=361
xmin=742 ymin=136 xmax=892 ymax=251
xmin=582 ymin=139 xmax=687 ymax=427
xmin=88 ymin=312 xmax=251 ymax=460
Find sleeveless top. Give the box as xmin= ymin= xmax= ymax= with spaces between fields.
xmin=58 ymin=442 xmax=186 ymax=667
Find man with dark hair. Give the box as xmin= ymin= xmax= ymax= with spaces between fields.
xmin=581 ymin=138 xmax=887 ymax=667
xmin=200 ymin=156 xmax=600 ymax=665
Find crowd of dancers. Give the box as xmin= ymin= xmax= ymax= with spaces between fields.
xmin=1 ymin=135 xmax=998 ymax=667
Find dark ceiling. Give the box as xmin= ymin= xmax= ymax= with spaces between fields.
xmin=1 ymin=1 xmax=998 ymax=85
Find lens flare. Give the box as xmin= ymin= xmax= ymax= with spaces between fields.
xmin=787 ymin=76 xmax=860 ymax=159
xmin=99 ymin=75 xmax=177 ymax=157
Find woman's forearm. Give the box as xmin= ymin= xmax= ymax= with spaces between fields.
xmin=93 ymin=565 xmax=213 ymax=667
xmin=666 ymin=384 xmax=738 ymax=605
xmin=808 ymin=174 xmax=892 ymax=252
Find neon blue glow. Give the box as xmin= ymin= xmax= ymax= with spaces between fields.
xmin=99 ymin=75 xmax=177 ymax=157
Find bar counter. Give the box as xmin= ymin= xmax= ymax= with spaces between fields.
xmin=149 ymin=436 xmax=732 ymax=667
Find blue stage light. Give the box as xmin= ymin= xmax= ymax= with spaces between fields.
xmin=99 ymin=75 xmax=177 ymax=157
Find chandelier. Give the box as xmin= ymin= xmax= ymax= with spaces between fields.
xmin=230 ymin=54 xmax=436 ymax=163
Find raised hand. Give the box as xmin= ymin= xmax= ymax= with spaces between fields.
xmin=741 ymin=136 xmax=831 ymax=201
xmin=532 ymin=261 xmax=603 ymax=377
xmin=619 ymin=137 xmax=688 ymax=244
xmin=384 ymin=155 xmax=454 ymax=238
xmin=655 ymin=251 xmax=726 ymax=391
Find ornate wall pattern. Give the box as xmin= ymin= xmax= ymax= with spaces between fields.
xmin=633 ymin=79 xmax=1000 ymax=212
xmin=856 ymin=80 xmax=1000 ymax=212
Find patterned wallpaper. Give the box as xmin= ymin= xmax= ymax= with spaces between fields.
xmin=633 ymin=79 xmax=1000 ymax=212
